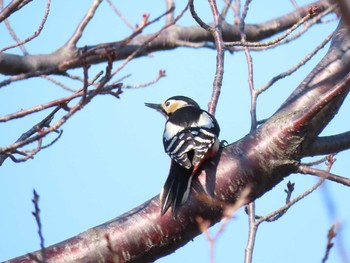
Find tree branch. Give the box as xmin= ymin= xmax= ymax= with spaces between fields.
xmin=303 ymin=131 xmax=350 ymax=156
xmin=65 ymin=0 xmax=102 ymax=49
xmin=0 ymin=1 xmax=330 ymax=76
xmin=0 ymin=0 xmax=31 ymax=22
xmin=298 ymin=165 xmax=350 ymax=187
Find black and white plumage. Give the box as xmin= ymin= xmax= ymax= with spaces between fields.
xmin=145 ymin=96 xmax=220 ymax=217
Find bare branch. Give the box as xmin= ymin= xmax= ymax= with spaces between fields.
xmin=0 ymin=0 xmax=31 ymax=22
xmin=257 ymin=179 xmax=324 ymax=226
xmin=298 ymin=165 xmax=350 ymax=187
xmin=31 ymin=189 xmax=46 ymax=262
xmin=0 ymin=106 xmax=60 ymax=165
xmin=244 ymin=202 xmax=257 ymax=263
xmin=189 ymin=0 xmax=213 ymax=32
xmin=65 ymin=0 xmax=102 ymax=49
xmin=106 ymin=0 xmax=135 ymax=31
xmin=227 ymin=4 xmax=335 ymax=51
xmin=239 ymin=0 xmax=257 ymax=131
xmin=322 ymin=224 xmax=336 ymax=263
xmin=207 ymin=0 xmax=225 ymax=115
xmin=122 ymin=70 xmax=166 ymax=89
xmin=303 ymin=131 xmax=350 ymax=156
xmin=257 ymin=32 xmax=333 ymax=95
xmin=0 ymin=0 xmax=51 ymax=54
xmin=165 ymin=0 xmax=175 ymax=25
xmin=225 ymin=10 xmax=312 ymax=48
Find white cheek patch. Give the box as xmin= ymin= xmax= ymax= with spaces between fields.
xmin=164 ymin=122 xmax=183 ymax=140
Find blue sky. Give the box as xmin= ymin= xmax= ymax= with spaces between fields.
xmin=0 ymin=1 xmax=349 ymax=262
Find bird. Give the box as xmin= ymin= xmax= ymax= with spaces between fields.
xmin=145 ymin=95 xmax=220 ymax=217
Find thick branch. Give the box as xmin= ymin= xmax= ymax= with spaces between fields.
xmin=303 ymin=131 xmax=350 ymax=156
xmin=0 ymin=1 xmax=330 ymax=76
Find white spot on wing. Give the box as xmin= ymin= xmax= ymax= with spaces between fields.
xmin=195 ymin=112 xmax=214 ymax=128
xmin=164 ymin=122 xmax=183 ymax=140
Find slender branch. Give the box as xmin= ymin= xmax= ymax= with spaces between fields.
xmin=225 ymin=12 xmax=312 ymax=48
xmin=321 ymin=224 xmax=336 ymax=263
xmin=0 ymin=74 xmax=122 ymax=165
xmin=189 ymin=0 xmax=213 ymax=32
xmin=225 ymin=5 xmax=335 ymax=49
xmin=258 ymin=179 xmax=324 ymax=226
xmin=207 ymin=0 xmax=225 ymax=115
xmin=244 ymin=202 xmax=257 ymax=263
xmin=0 ymin=0 xmax=51 ymax=54
xmin=122 ymin=70 xmax=166 ymax=89
xmin=0 ymin=0 xmax=31 ymax=22
xmin=239 ymin=0 xmax=257 ymax=131
xmin=221 ymin=0 xmax=232 ymax=19
xmin=65 ymin=0 xmax=102 ymax=49
xmin=257 ymin=32 xmax=333 ymax=95
xmin=32 ymin=189 xmax=46 ymax=263
xmin=165 ymin=0 xmax=175 ymax=25
xmin=106 ymin=0 xmax=135 ymax=31
xmin=298 ymin=165 xmax=350 ymax=187
xmin=0 ymin=106 xmax=60 ymax=165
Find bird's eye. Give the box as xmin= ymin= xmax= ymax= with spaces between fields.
xmin=165 ymin=101 xmax=170 ymax=107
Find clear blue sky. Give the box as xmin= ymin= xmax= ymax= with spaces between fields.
xmin=0 ymin=1 xmax=349 ymax=262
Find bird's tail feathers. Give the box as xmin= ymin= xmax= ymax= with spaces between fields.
xmin=160 ymin=161 xmax=193 ymax=218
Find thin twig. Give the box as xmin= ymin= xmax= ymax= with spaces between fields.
xmin=197 ymin=187 xmax=250 ymax=263
xmin=0 ymin=106 xmax=60 ymax=165
xmin=244 ymin=202 xmax=257 ymax=263
xmin=106 ymin=0 xmax=135 ymax=31
xmin=321 ymin=224 xmax=336 ymax=263
xmin=256 ymin=178 xmax=324 ymax=225
xmin=298 ymin=165 xmax=350 ymax=187
xmin=221 ymin=0 xmax=232 ymax=19
xmin=225 ymin=12 xmax=312 ymax=48
xmin=0 ymin=64 xmax=122 ymax=165
xmin=0 ymin=0 xmax=51 ymax=54
xmin=239 ymin=0 xmax=257 ymax=131
xmin=32 ymin=189 xmax=46 ymax=263
xmin=109 ymin=4 xmax=184 ymax=79
xmin=189 ymin=0 xmax=213 ymax=32
xmin=41 ymin=75 xmax=76 ymax=92
xmin=122 ymin=70 xmax=166 ymax=88
xmin=229 ymin=5 xmax=336 ymax=51
xmin=256 ymin=32 xmax=333 ymax=95
xmin=8 ymin=137 xmax=42 ymax=163
xmin=65 ymin=0 xmax=103 ymax=49
xmin=0 ymin=0 xmax=31 ymax=22
xmin=207 ymin=0 xmax=225 ymax=116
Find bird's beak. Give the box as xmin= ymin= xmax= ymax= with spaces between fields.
xmin=145 ymin=102 xmax=167 ymax=118
xmin=145 ymin=102 xmax=162 ymax=111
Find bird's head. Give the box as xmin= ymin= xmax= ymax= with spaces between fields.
xmin=145 ymin=96 xmax=200 ymax=119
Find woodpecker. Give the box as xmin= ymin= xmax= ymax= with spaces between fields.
xmin=145 ymin=96 xmax=220 ymax=217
